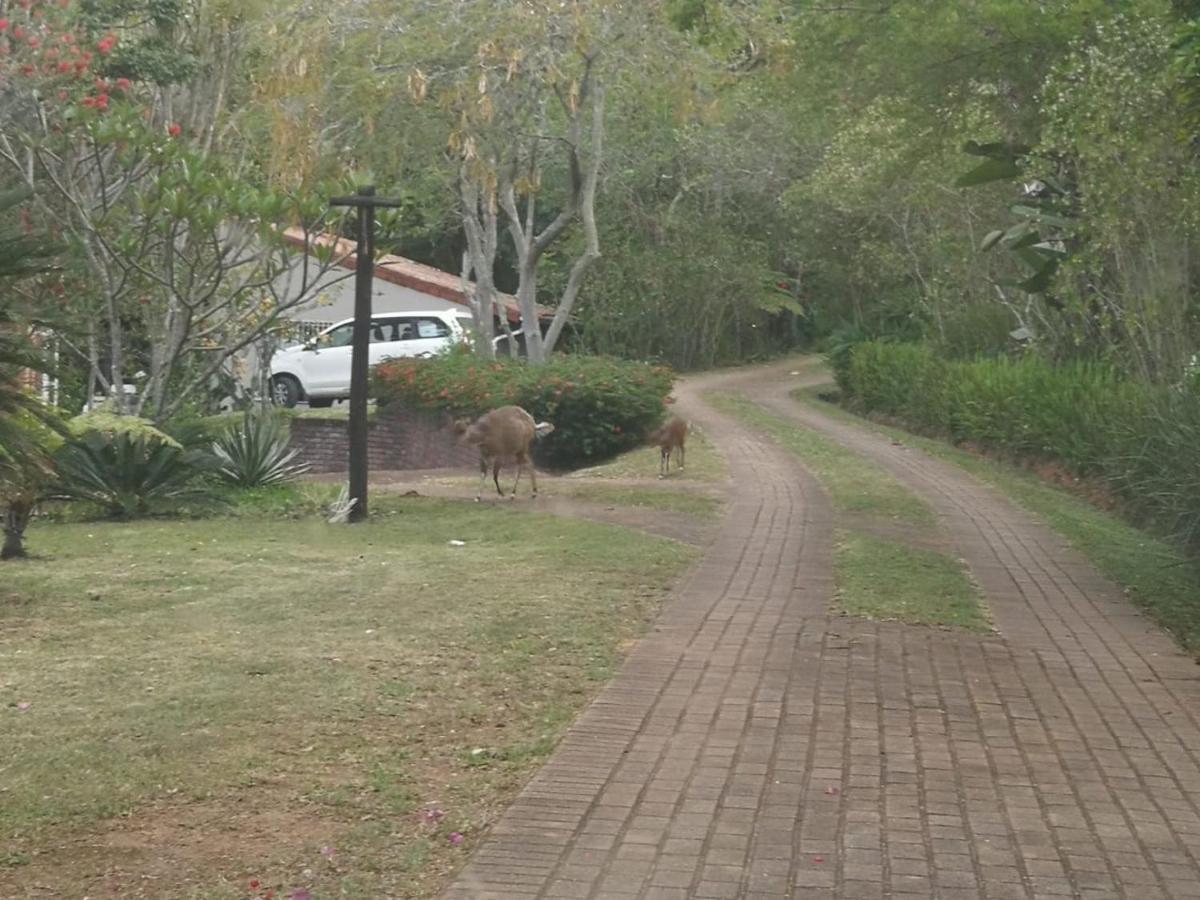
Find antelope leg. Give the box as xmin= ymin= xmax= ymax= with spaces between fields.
xmin=476 ymin=454 xmax=489 ymax=501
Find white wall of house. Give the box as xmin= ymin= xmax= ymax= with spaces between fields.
xmin=273 ymin=257 xmax=470 ymax=327
xmin=286 ymin=270 xmax=467 ymax=325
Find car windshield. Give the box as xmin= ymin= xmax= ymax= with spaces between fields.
xmin=318 ymin=324 xmax=355 ymax=348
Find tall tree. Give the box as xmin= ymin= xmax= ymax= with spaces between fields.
xmin=0 ymin=0 xmax=351 ymax=420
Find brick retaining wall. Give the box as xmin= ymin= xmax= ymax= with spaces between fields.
xmin=290 ymin=405 xmax=479 ymax=474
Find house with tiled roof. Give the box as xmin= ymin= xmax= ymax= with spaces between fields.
xmin=278 ymin=227 xmax=548 ymax=337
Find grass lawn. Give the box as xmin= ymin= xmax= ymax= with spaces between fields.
xmin=706 ymin=393 xmax=934 ymax=527
xmin=794 ymin=384 xmax=1200 ymax=654
xmin=0 ymin=497 xmax=696 ymax=898
xmin=836 ymin=531 xmax=989 ymax=632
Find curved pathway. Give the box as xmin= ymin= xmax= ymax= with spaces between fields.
xmin=442 ymin=362 xmax=1200 ymax=900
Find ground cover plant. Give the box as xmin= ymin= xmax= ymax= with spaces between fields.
xmin=0 ymin=497 xmax=696 ymax=898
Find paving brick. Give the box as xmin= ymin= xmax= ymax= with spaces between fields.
xmin=439 ymin=370 xmax=1200 ymax=899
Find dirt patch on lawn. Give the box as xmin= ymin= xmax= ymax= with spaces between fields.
xmin=0 ymin=786 xmax=344 ymax=899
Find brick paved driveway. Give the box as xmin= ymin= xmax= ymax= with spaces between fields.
xmin=442 ymin=362 xmax=1200 ymax=900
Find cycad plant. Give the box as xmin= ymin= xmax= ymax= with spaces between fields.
xmin=1 ymin=187 xmax=62 ymax=558
xmin=1 ymin=187 xmax=59 ymax=464
xmin=212 ymin=411 xmax=309 ymax=488
xmin=54 ymin=428 xmax=211 ymax=518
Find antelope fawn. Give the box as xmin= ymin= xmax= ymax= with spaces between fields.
xmin=649 ymin=416 xmax=688 ymax=478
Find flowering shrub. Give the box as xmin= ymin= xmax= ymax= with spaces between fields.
xmin=0 ymin=1 xmax=131 ymax=122
xmin=372 ymin=354 xmax=675 ymax=468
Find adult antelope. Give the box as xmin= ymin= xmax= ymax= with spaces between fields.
xmin=649 ymin=416 xmax=688 ymax=478
xmin=453 ymin=406 xmax=555 ymax=500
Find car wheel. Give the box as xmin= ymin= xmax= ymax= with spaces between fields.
xmin=308 ymin=398 xmax=334 ymax=408
xmin=271 ymin=374 xmax=302 ymax=408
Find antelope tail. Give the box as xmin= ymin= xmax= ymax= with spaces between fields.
xmin=534 ymin=421 xmax=555 ymax=438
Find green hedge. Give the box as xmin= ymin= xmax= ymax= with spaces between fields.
xmin=372 ymin=354 xmax=675 ymax=468
xmin=840 ymin=342 xmax=1200 ymax=547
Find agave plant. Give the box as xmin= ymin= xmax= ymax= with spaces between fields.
xmin=212 ymin=412 xmax=310 ymax=488
xmin=54 ymin=430 xmax=210 ymax=517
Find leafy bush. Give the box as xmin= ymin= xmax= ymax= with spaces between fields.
xmin=163 ymin=409 xmax=293 ymax=450
xmin=67 ymin=410 xmax=183 ymax=446
xmin=841 ymin=341 xmax=1200 ymax=546
xmin=212 ymin=412 xmax=310 ymax=487
xmin=54 ymin=414 xmax=211 ymax=517
xmin=1112 ymin=388 xmax=1200 ymax=546
xmin=373 ymin=354 xmax=675 ymax=467
xmin=824 ymin=322 xmax=874 ymax=394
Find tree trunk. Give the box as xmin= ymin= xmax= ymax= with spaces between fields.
xmin=543 ymin=82 xmax=605 ymax=356
xmin=459 ymin=166 xmax=499 ymax=359
xmin=518 ymin=261 xmax=544 ymax=363
xmin=1 ymin=497 xmax=33 ymax=560
xmin=498 ymin=72 xmax=605 ymax=364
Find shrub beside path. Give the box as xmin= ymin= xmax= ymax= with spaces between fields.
xmin=442 ymin=361 xmax=1200 ymax=899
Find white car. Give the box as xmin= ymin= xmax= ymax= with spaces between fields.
xmin=270 ymin=311 xmax=468 ymax=408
